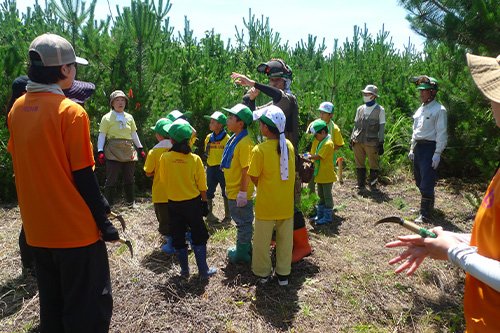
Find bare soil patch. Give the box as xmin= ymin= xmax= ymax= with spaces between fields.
xmin=0 ymin=174 xmax=483 ymax=332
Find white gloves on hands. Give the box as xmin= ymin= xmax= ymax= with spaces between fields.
xmin=431 ymin=153 xmax=441 ymax=169
xmin=408 ymin=151 xmax=414 ymax=161
xmin=236 ymin=191 xmax=248 ymax=207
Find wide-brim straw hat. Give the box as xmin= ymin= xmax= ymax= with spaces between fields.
xmin=467 ymin=53 xmax=500 ymax=103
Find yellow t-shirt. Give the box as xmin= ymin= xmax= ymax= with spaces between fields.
xmin=143 ymin=142 xmax=170 ymax=203
xmin=99 ymin=110 xmax=137 ymax=139
xmin=223 ymin=135 xmax=255 ymax=200
xmin=307 ymin=119 xmax=345 ymax=148
xmin=204 ymin=132 xmax=229 ymax=166
xmin=248 ymin=139 xmax=295 ymax=220
xmin=463 ymin=169 xmax=500 ymax=332
xmin=7 ymin=92 xmax=99 ymax=248
xmin=159 ymin=151 xmax=207 ymax=201
xmin=310 ymin=138 xmax=336 ymax=183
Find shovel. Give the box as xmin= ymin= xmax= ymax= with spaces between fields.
xmin=375 ymin=216 xmax=437 ymax=238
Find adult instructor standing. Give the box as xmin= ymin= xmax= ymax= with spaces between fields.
xmin=231 ymin=59 xmax=312 ymax=263
xmin=409 ymin=76 xmax=447 ymax=223
xmin=7 ymin=33 xmax=118 ymax=333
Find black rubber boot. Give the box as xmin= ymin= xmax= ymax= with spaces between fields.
xmin=124 ymin=183 xmax=136 ymax=209
xmin=356 ymin=168 xmax=367 ymax=194
xmin=415 ymin=196 xmax=433 ymax=223
xmin=369 ymin=169 xmax=379 ymax=192
xmin=104 ymin=186 xmax=116 ymax=207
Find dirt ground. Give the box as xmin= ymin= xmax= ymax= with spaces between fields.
xmin=0 ymin=173 xmax=485 ymax=333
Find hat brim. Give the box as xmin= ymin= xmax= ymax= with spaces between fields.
xmin=361 ymin=90 xmax=378 ymax=97
xmin=75 ymin=56 xmax=88 ymax=65
xmin=467 ymin=53 xmax=500 ymax=103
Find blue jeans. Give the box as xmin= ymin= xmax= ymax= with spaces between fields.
xmin=206 ymin=165 xmax=226 ymax=199
xmin=413 ymin=141 xmax=437 ymax=197
xmin=228 ymin=199 xmax=254 ymax=244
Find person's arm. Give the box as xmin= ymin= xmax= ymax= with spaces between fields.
xmin=131 ymin=131 xmax=143 ymax=148
xmin=97 ymin=132 xmax=106 ymax=152
xmin=254 ymin=82 xmax=282 ymax=104
xmin=448 ymin=244 xmax=500 ymax=292
xmin=384 ymin=227 xmax=468 ymax=275
xmin=240 ymin=167 xmax=249 ymax=191
xmin=73 ymin=166 xmax=119 ymax=241
xmin=434 ymin=106 xmax=448 ymax=154
xmin=249 ymin=175 xmax=258 ymax=186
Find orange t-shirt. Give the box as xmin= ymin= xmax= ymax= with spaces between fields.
xmin=7 ymin=92 xmax=99 ymax=248
xmin=463 ymin=169 xmax=500 ymax=332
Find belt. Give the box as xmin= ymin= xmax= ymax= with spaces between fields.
xmin=416 ymin=140 xmax=436 ymax=144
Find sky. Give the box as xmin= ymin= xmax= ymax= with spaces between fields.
xmin=15 ymin=0 xmax=425 ymax=54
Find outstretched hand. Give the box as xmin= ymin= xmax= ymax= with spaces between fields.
xmin=231 ymin=72 xmax=255 ymax=87
xmin=384 ymin=227 xmax=464 ymax=275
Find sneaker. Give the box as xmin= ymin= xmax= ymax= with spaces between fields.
xmin=259 ymin=276 xmax=271 ymax=284
xmin=278 ymin=279 xmax=288 ymax=286
xmin=277 ymin=274 xmax=289 ymax=286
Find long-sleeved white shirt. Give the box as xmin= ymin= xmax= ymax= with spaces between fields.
xmin=410 ymin=100 xmax=448 ymax=154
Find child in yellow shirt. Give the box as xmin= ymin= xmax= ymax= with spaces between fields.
xmin=203 ymin=111 xmax=230 ymax=223
xmin=308 ymin=119 xmax=336 ymax=225
xmin=158 ymin=119 xmax=216 ymax=278
xmin=143 ymin=118 xmax=174 ymax=254
xmin=248 ymin=105 xmax=295 ymax=286
xmin=221 ymin=104 xmax=255 ymax=264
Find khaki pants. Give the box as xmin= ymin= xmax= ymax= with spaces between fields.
xmin=252 ymin=217 xmax=293 ymax=277
xmin=353 ymin=143 xmax=379 ymax=169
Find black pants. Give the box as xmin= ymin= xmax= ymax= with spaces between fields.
xmin=33 ymin=241 xmax=113 ymax=333
xmin=104 ymin=160 xmax=135 ymax=187
xmin=19 ymin=226 xmax=35 ymax=270
xmin=168 ymin=196 xmax=209 ymax=249
xmin=154 ymin=202 xmax=170 ymax=236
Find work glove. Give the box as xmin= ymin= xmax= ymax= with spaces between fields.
xmin=236 ymin=191 xmax=248 ymax=207
xmin=138 ymin=148 xmax=146 ymax=161
xmin=99 ymin=219 xmax=120 ymax=242
xmin=378 ymin=141 xmax=384 ymax=155
xmin=408 ymin=150 xmax=414 ymax=161
xmin=97 ymin=151 xmax=106 ymax=165
xmin=431 ymin=153 xmax=441 ymax=169
xmin=201 ymin=200 xmax=209 ymax=217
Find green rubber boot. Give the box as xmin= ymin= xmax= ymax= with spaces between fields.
xmin=227 ymin=242 xmax=252 ymax=264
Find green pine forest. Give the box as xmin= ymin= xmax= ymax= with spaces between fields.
xmin=0 ymin=0 xmax=499 ymax=202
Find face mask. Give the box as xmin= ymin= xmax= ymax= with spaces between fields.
xmin=363 ymin=95 xmax=373 ymax=103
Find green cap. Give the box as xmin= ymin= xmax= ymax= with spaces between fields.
xmin=412 ymin=75 xmax=439 ymax=91
xmin=309 ymin=119 xmax=328 ymax=134
xmin=204 ymin=111 xmax=227 ymax=125
xmin=222 ymin=103 xmax=253 ymax=126
xmin=151 ymin=118 xmax=171 ymax=137
xmin=163 ymin=119 xmax=193 ymax=143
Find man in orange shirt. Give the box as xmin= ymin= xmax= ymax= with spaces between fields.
xmin=8 ymin=33 xmax=118 ymax=333
xmin=384 ymin=53 xmax=500 ymax=333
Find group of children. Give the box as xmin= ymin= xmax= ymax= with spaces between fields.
xmin=143 ymin=100 xmax=344 ymax=285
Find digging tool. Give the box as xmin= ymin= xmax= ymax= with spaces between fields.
xmin=119 ymin=238 xmax=134 ymax=258
xmin=336 ymin=157 xmax=344 ymax=184
xmin=375 ymin=216 xmax=437 ymax=238
xmin=109 ymin=211 xmax=126 ymax=231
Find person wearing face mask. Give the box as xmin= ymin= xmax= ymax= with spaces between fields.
xmin=408 ymin=76 xmax=447 ymax=223
xmin=97 ymin=90 xmax=146 ymax=208
xmin=231 ymin=59 xmax=312 ymax=263
xmin=350 ymin=85 xmax=386 ymax=194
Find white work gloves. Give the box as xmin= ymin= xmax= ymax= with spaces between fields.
xmin=408 ymin=150 xmax=414 ymax=161
xmin=431 ymin=153 xmax=441 ymax=169
xmin=236 ymin=191 xmax=248 ymax=207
